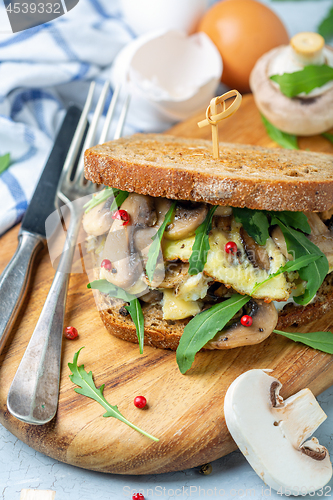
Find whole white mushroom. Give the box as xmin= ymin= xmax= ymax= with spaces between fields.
xmin=250 ymin=32 xmax=333 ymax=136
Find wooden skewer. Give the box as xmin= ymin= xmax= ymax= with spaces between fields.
xmin=20 ymin=490 xmax=56 ymax=500
xmin=198 ymin=90 xmax=242 ymax=159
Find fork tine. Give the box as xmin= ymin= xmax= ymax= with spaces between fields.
xmin=58 ymin=81 xmax=95 ymax=188
xmin=98 ymin=84 xmax=121 ymax=144
xmin=113 ymin=94 xmax=131 ymax=140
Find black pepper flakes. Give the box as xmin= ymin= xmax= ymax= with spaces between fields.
xmin=119 ymin=306 xmax=129 ymax=317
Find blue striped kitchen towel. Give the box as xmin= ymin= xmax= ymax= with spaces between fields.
xmin=0 ymin=0 xmax=137 ymax=236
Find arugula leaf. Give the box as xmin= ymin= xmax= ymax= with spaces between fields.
xmin=252 ymin=254 xmax=321 ymax=294
xmin=261 ymin=115 xmax=299 ymax=150
xmin=125 ymin=299 xmax=145 ymax=354
xmin=233 ymin=207 xmax=270 ymax=245
xmin=83 ymin=187 xmax=116 ymax=213
xmin=69 ymin=348 xmax=159 ymax=441
xmin=318 ymin=5 xmax=333 ymax=41
xmin=88 ymin=280 xmax=145 ymax=352
xmin=110 ymin=189 xmax=129 ymax=212
xmin=146 ymin=201 xmax=177 ymax=283
xmin=322 ymin=132 xmax=333 ymax=145
xmin=268 ymin=210 xmax=311 ymax=234
xmin=271 ymin=218 xmax=329 ymax=305
xmin=87 ymin=279 xmax=136 ymax=302
xmin=188 ymin=206 xmax=217 ymax=275
xmin=0 ymin=153 xmax=10 ymax=175
xmin=270 ymin=65 xmax=333 ymax=98
xmin=176 ymin=294 xmax=251 ymax=374
xmin=274 ymin=330 xmax=333 ymax=355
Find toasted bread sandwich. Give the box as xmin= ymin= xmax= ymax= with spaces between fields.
xmin=83 ymin=133 xmax=333 ymax=360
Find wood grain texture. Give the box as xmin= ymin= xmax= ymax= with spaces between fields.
xmin=0 ymin=94 xmax=333 ymax=475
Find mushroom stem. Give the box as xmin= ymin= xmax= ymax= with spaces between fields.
xmin=291 ymin=32 xmax=325 ymax=66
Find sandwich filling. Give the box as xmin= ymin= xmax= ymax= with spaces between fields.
xmin=83 ymin=189 xmax=333 ymax=350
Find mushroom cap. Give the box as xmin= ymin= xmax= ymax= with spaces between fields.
xmin=250 ymin=45 xmax=333 ymax=136
xmin=224 ymin=369 xmax=333 ymax=494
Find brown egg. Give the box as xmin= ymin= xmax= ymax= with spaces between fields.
xmin=198 ymin=0 xmax=289 ymax=92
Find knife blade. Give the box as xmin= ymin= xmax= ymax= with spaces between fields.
xmin=0 ymin=105 xmax=82 ymax=352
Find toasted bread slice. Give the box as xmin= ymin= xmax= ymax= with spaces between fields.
xmin=84 ymin=133 xmax=333 ymax=212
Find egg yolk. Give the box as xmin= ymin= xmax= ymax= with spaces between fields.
xmin=198 ymin=0 xmax=289 ymax=92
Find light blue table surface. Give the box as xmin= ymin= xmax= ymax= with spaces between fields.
xmin=1 ymin=1 xmax=332 ymax=499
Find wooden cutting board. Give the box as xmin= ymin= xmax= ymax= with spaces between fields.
xmin=1 ymin=94 xmax=333 ymax=475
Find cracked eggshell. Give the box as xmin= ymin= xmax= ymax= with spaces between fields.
xmin=224 ymin=369 xmax=332 ymax=496
xmin=110 ymin=30 xmax=222 ymax=131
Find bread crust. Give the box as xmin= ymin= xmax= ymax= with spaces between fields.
xmin=93 ymin=272 xmax=333 ymax=351
xmin=84 ymin=133 xmax=333 ymax=212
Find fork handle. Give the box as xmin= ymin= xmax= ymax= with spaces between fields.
xmin=0 ymin=231 xmax=45 ymax=352
xmin=7 ymin=206 xmax=83 ymax=425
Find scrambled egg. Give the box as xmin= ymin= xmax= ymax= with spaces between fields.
xmin=162 ymin=220 xmax=292 ymax=302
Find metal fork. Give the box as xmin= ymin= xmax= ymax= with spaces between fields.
xmin=7 ymin=81 xmax=130 ymax=425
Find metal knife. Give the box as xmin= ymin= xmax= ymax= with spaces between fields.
xmin=0 ymin=106 xmax=82 ymax=352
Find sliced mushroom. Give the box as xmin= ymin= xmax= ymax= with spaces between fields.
xmin=305 ymin=212 xmax=333 ymax=267
xmin=212 ymin=215 xmax=232 ymax=232
xmin=140 ymin=289 xmax=163 ymax=303
xmin=101 ymin=193 xmax=155 ymax=290
xmin=152 ymin=261 xmax=189 ymax=289
xmin=134 ymin=198 xmax=172 ymax=261
xmin=320 ymin=207 xmax=333 ymax=222
xmin=305 ymin=212 xmax=331 ymax=236
xmin=271 ymin=225 xmax=294 ymax=260
xmin=82 ymin=197 xmax=114 ymax=236
xmin=206 ymin=300 xmax=278 ymax=349
xmin=240 ymin=227 xmax=270 ymax=271
xmin=133 ymin=198 xmax=173 ymax=287
xmin=224 ymin=370 xmax=332 ymax=494
xmin=164 ymin=203 xmax=208 ymax=240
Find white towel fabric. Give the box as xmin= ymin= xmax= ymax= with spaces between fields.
xmin=0 ymin=0 xmax=137 ymax=235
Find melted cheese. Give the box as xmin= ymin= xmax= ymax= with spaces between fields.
xmin=162 ymin=289 xmax=202 ymax=320
xmin=162 ymin=221 xmax=292 ymax=301
xmin=176 ymin=273 xmax=211 ymax=301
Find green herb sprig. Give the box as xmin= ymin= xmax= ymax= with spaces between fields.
xmin=318 ymin=5 xmax=333 ymax=41
xmin=270 ymin=65 xmax=333 ymax=98
xmin=233 ymin=207 xmax=270 ymax=245
xmin=69 ymin=348 xmax=159 ymax=441
xmin=274 ymin=330 xmax=333 ymax=354
xmin=252 ymin=254 xmax=321 ymax=294
xmin=146 ymin=202 xmax=177 ymax=283
xmin=88 ymin=279 xmax=145 ymax=353
xmin=83 ymin=188 xmax=129 ymax=213
xmin=231 ymin=208 xmax=327 ymax=305
xmin=188 ymin=206 xmax=217 ymax=275
xmin=322 ymin=132 xmax=333 ymax=145
xmin=176 ymin=294 xmax=251 ymax=374
xmin=110 ymin=190 xmax=129 ymax=212
xmin=83 ymin=187 xmax=115 ymax=213
xmin=261 ymin=115 xmax=298 ymax=150
xmin=271 ymin=217 xmax=328 ymax=305
xmin=0 ymin=153 xmax=11 ymax=175
xmin=125 ymin=299 xmax=145 ymax=354
xmin=232 ymin=208 xmax=310 ymax=245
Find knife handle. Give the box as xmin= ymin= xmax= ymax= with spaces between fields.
xmin=0 ymin=231 xmax=45 ymax=351
xmin=7 ymin=200 xmax=84 ymax=425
